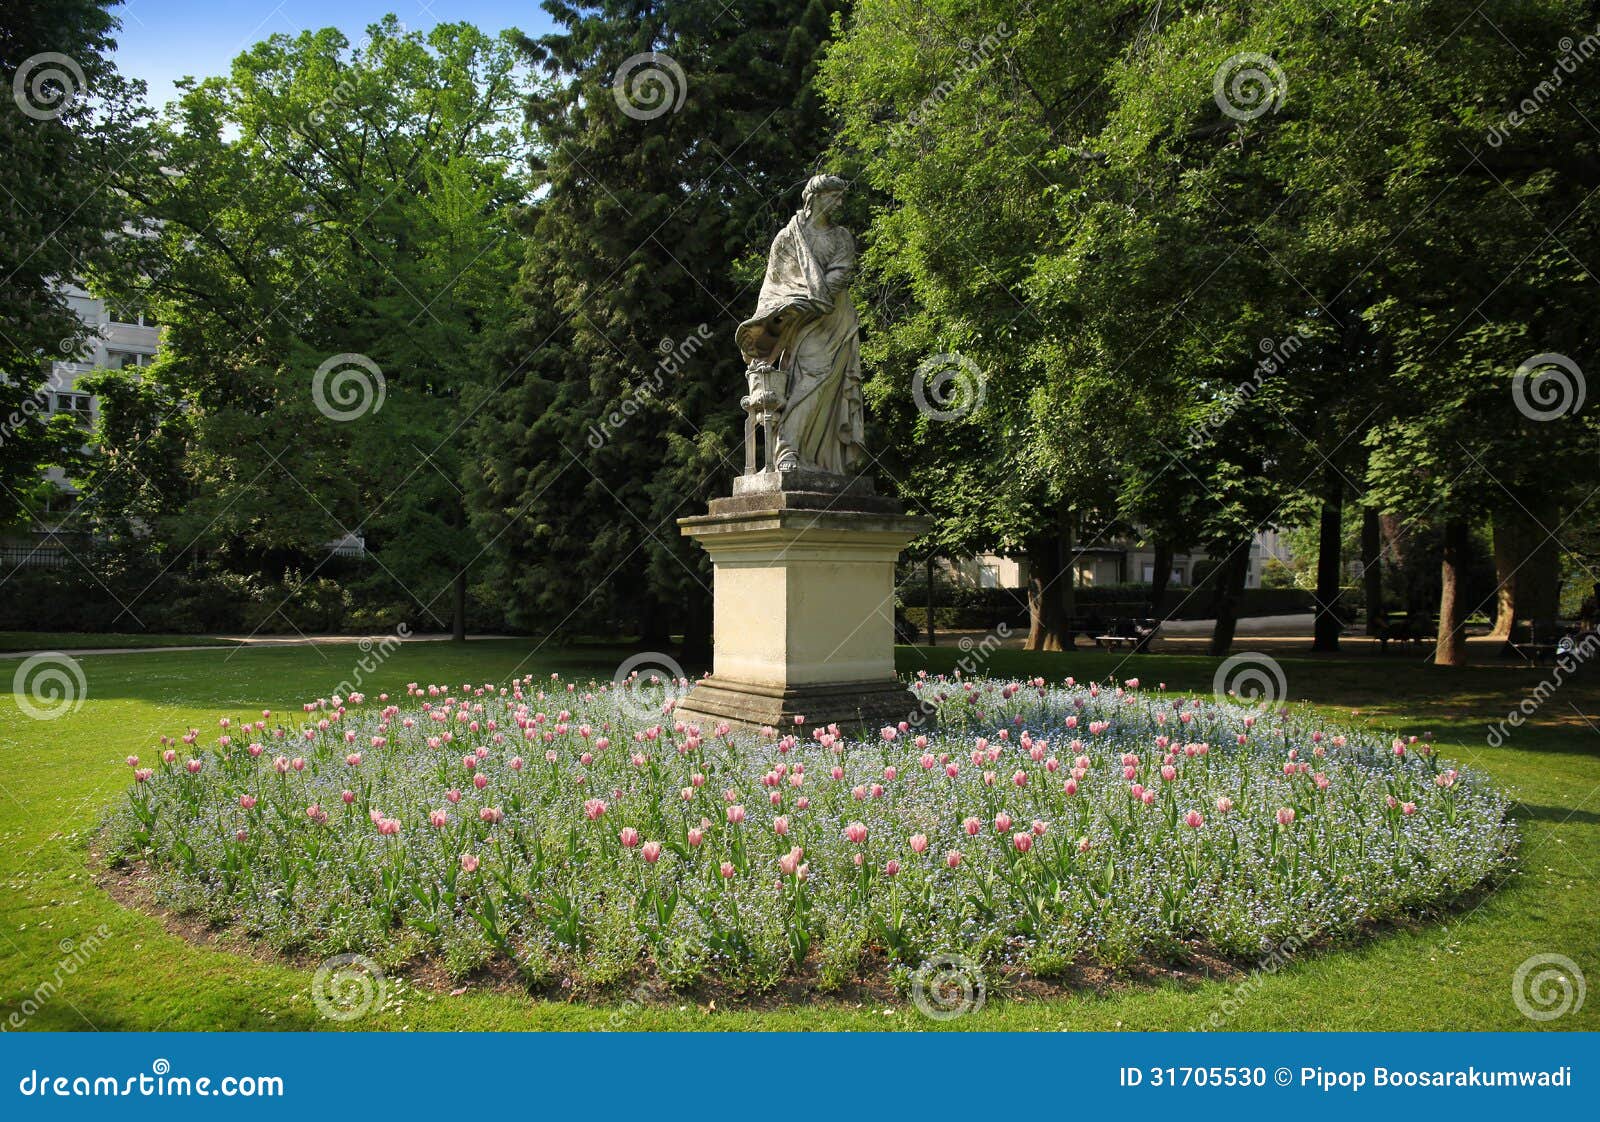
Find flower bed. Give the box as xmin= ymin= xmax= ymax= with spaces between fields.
xmin=107 ymin=673 xmax=1516 ymax=994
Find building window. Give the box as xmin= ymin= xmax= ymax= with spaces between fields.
xmin=52 ymin=392 xmax=94 ymax=424
xmin=105 ymin=303 xmax=157 ymax=327
xmin=107 ymin=350 xmax=153 ymax=370
xmin=978 ymin=563 xmax=999 ymax=589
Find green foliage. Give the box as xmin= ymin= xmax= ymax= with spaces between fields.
xmin=92 ymin=17 xmax=539 ymax=632
xmin=0 ymin=0 xmax=148 ymax=523
xmin=467 ymin=1 xmax=849 ymax=642
xmin=823 ymin=0 xmax=1598 ymax=607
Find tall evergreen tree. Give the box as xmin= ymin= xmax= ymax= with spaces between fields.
xmin=470 ymin=0 xmax=848 ymax=652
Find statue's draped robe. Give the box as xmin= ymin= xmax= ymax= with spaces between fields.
xmin=735 ymin=215 xmax=864 ymax=473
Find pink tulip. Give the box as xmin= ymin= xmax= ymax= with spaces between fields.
xmin=619 ymin=826 xmax=640 ymax=848
xmin=1184 ymin=810 xmax=1204 ymax=829
xmin=446 ymin=788 xmax=462 ymax=804
xmin=238 ymin=795 xmax=257 ymax=810
xmin=774 ymin=816 xmax=790 ymax=836
xmin=1215 ymin=796 xmax=1234 ymax=815
xmin=720 ymin=861 xmax=736 ymax=878
xmin=687 ymin=827 xmax=704 ymax=847
xmin=480 ymin=807 xmax=504 ymax=824
xmin=945 ymin=849 xmax=962 ymax=869
xmin=641 ymin=841 xmax=662 ymax=863
xmin=460 ymin=853 xmax=480 ymax=873
xmin=845 ymin=821 xmax=868 ymax=844
xmin=429 ymin=809 xmax=449 ymax=828
xmin=909 ymin=833 xmax=929 ymax=855
xmin=963 ymin=816 xmax=981 ymax=836
xmin=1276 ymin=807 xmax=1295 ymax=827
xmin=1402 ymin=801 xmax=1417 ymax=816
xmin=726 ymin=805 xmax=746 ymax=825
xmin=884 ymin=859 xmax=901 ymax=876
xmin=1063 ymin=778 xmax=1078 ymax=796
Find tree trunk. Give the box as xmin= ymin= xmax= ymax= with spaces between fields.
xmin=1138 ymin=540 xmax=1173 ymax=652
xmin=1519 ymin=508 xmax=1562 ymax=631
xmin=1059 ymin=518 xmax=1077 ymax=641
xmin=925 ymin=555 xmax=937 ymax=647
xmin=1312 ymin=469 xmax=1344 ymax=651
xmin=1025 ymin=530 xmax=1069 ymax=652
xmin=1361 ymin=506 xmax=1384 ymax=634
xmin=1435 ymin=518 xmax=1470 ymax=666
xmin=1207 ymin=541 xmax=1251 ymax=656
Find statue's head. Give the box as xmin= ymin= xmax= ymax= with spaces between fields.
xmin=801 ymin=174 xmax=848 ymax=218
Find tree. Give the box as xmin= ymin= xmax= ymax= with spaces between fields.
xmin=468 ymin=0 xmax=848 ymax=651
xmin=0 ymin=0 xmax=146 ymax=525
xmin=827 ymin=0 xmax=1599 ymax=665
xmin=94 ymin=18 xmax=535 ymax=636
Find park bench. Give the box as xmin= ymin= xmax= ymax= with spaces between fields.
xmin=1095 ymin=617 xmax=1158 ymax=651
xmin=1373 ymin=614 xmax=1432 ymax=651
xmin=1507 ymin=620 xmax=1588 ymax=666
xmin=1066 ymin=614 xmax=1107 ymax=643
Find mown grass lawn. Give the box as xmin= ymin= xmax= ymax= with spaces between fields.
xmin=0 ymin=632 xmax=241 ymax=652
xmin=1 ymin=637 xmax=1594 ymax=1031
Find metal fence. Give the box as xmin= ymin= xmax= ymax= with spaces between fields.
xmin=0 ymin=545 xmax=69 ymax=570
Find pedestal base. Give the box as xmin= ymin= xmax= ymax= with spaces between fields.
xmin=674 ymin=675 xmax=921 ymax=733
xmin=676 ymin=479 xmax=929 ymax=735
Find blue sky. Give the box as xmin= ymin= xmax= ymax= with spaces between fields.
xmin=110 ymin=0 xmax=560 ymax=107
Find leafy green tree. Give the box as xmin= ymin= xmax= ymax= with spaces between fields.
xmin=826 ymin=0 xmax=1599 ymax=661
xmin=93 ymin=18 xmax=536 ymax=636
xmin=0 ymin=0 xmax=147 ymax=525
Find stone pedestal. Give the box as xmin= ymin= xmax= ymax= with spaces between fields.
xmin=674 ymin=471 xmax=928 ymax=733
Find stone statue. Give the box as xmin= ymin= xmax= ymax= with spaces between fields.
xmin=735 ymin=174 xmax=865 ymax=476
